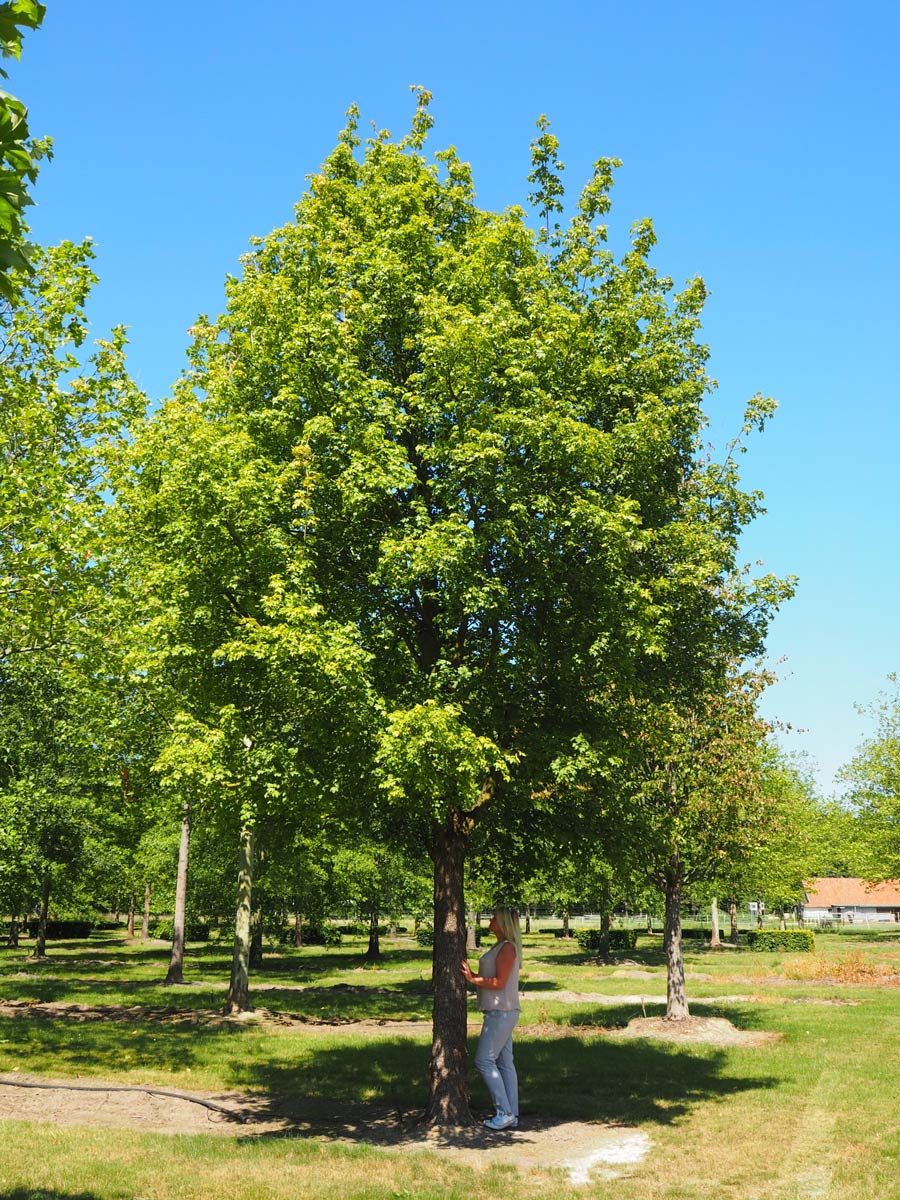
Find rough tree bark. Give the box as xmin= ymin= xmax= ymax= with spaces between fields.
xmin=164 ymin=801 xmax=192 ymax=985
xmin=225 ymin=825 xmax=254 ymax=1014
xmin=249 ymin=907 xmax=264 ymax=969
xmin=126 ymin=892 xmax=135 ymax=938
xmin=664 ymin=864 xmax=689 ymax=1020
xmin=426 ymin=811 xmax=471 ymax=1126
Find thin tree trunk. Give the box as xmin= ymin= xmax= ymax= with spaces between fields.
xmin=225 ymin=825 xmax=254 ymax=1014
xmin=34 ymin=876 xmax=51 ymax=958
xmin=524 ymin=906 xmax=531 ymax=934
xmin=141 ymin=883 xmax=151 ymax=940
xmin=126 ymin=892 xmax=136 ymax=938
xmin=466 ymin=911 xmax=477 ymax=952
xmin=664 ymin=868 xmax=689 ymax=1021
xmin=7 ymin=915 xmax=18 ymax=948
xmin=710 ymin=896 xmax=721 ymax=949
xmin=365 ymin=909 xmax=381 ymax=960
xmin=729 ymin=899 xmax=738 ymax=941
xmin=599 ymin=910 xmax=611 ymax=961
xmin=561 ymin=909 xmax=570 ymax=938
xmin=427 ymin=812 xmax=471 ymax=1126
xmin=164 ymin=800 xmax=192 ymax=985
xmin=293 ymin=911 xmax=303 ymax=947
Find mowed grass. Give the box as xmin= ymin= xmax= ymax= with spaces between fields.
xmin=0 ymin=926 xmax=899 ymax=1198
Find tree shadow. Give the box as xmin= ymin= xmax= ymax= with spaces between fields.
xmin=224 ymin=1030 xmax=778 ymax=1147
xmin=0 ymin=1192 xmax=108 ymax=1199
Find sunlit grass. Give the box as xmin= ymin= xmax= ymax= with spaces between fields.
xmin=2 ymin=926 xmax=900 ymax=1196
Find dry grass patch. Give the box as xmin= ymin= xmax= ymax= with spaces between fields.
xmin=606 ymin=1015 xmax=781 ymax=1047
xmin=782 ymin=951 xmax=900 ymax=985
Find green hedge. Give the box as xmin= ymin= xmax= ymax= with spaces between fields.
xmin=151 ymin=919 xmax=210 ymax=942
xmin=416 ymin=927 xmax=434 ymax=947
xmin=301 ymin=926 xmax=342 ymax=947
xmin=575 ymin=928 xmax=638 ymax=954
xmin=26 ymin=919 xmax=92 ymax=939
xmin=276 ymin=925 xmax=342 ymax=947
xmin=334 ymin=923 xmax=409 ymax=936
xmin=745 ymin=929 xmax=815 ymax=953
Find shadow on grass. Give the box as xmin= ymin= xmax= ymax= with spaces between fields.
xmin=222 ymin=1029 xmax=778 ymax=1147
xmin=0 ymin=1192 xmax=107 ymax=1199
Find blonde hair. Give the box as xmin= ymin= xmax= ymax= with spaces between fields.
xmin=493 ymin=907 xmax=522 ymax=962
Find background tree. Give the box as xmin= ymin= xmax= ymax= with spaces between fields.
xmin=840 ymin=675 xmax=900 ymax=880
xmin=0 ymin=1 xmax=48 ymax=302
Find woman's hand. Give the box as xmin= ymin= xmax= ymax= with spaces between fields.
xmin=461 ymin=959 xmax=474 ymax=982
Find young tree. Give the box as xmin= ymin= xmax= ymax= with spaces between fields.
xmin=604 ymin=668 xmax=781 ymax=1019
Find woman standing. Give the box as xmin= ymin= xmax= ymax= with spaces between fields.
xmin=461 ymin=907 xmax=521 ymax=1131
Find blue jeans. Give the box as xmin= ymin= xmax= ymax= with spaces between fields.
xmin=474 ymin=1009 xmax=519 ymax=1115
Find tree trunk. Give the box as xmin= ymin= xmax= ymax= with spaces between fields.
xmin=126 ymin=892 xmax=136 ymax=938
xmin=524 ymin=906 xmax=531 ymax=934
xmin=164 ymin=800 xmax=192 ymax=985
xmin=225 ymin=825 xmax=254 ymax=1014
xmin=141 ymin=883 xmax=151 ymax=940
xmin=561 ymin=909 xmax=570 ymax=939
xmin=646 ymin=912 xmax=654 ymax=935
xmin=249 ymin=906 xmax=264 ymax=968
xmin=7 ymin=915 xmax=18 ymax=948
xmin=664 ymin=869 xmax=689 ymax=1021
xmin=729 ymin=899 xmax=738 ymax=941
xmin=599 ymin=910 xmax=611 ymax=961
xmin=710 ymin=896 xmax=721 ymax=949
xmin=427 ymin=812 xmax=471 ymax=1126
xmin=34 ymin=876 xmax=51 ymax=958
xmin=365 ymin=909 xmax=381 ymax=960
xmin=466 ymin=911 xmax=477 ymax=952
xmin=293 ymin=911 xmax=303 ymax=947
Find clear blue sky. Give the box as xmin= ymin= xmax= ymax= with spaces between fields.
xmin=14 ymin=2 xmax=900 ymax=793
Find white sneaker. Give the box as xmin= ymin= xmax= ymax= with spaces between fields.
xmin=483 ymin=1112 xmax=516 ymax=1131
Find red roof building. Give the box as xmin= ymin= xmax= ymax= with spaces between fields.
xmin=803 ymin=878 xmax=900 ymax=924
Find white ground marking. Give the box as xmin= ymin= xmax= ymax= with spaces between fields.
xmin=563 ymin=1130 xmax=652 ymax=1184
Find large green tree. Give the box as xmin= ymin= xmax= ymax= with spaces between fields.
xmin=127 ymin=91 xmax=787 ymax=1122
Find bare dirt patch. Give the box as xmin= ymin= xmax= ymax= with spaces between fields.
xmin=0 ymin=1073 xmax=650 ymax=1182
xmin=607 ymin=1015 xmax=781 ymax=1047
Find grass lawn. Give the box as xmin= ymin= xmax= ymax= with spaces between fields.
xmin=0 ymin=926 xmax=899 ymax=1198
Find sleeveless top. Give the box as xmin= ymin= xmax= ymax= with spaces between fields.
xmin=476 ymin=939 xmax=520 ymax=1012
